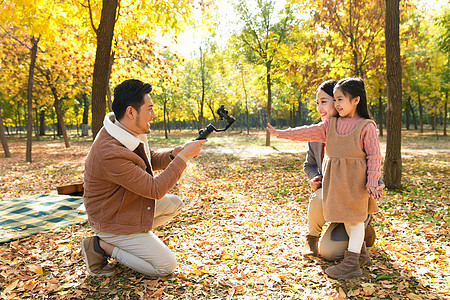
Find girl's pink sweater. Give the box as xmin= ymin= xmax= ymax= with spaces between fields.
xmin=277 ymin=117 xmax=382 ymax=187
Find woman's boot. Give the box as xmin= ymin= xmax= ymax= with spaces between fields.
xmin=325 ymin=250 xmax=362 ymax=279
xmin=359 ymin=242 xmax=372 ymax=267
xmin=302 ymin=235 xmax=319 ymax=256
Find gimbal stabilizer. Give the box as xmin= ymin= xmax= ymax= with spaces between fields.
xmin=195 ymin=105 xmax=236 ymax=140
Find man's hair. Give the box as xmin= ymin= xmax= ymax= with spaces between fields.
xmin=112 ymin=79 xmax=153 ymax=120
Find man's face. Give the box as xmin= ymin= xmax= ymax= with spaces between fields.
xmin=134 ymin=94 xmax=156 ymax=134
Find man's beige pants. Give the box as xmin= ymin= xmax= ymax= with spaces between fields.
xmin=96 ymin=194 xmax=183 ymax=277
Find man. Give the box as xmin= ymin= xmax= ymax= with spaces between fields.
xmin=81 ymin=79 xmax=206 ymax=277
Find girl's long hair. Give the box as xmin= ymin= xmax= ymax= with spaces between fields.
xmin=334 ymin=77 xmax=373 ymax=119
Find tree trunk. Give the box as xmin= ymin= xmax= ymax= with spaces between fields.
xmin=163 ymin=100 xmax=168 ymax=139
xmin=407 ymin=97 xmax=418 ymax=130
xmin=51 ymin=90 xmax=70 ymax=148
xmin=298 ymin=95 xmax=302 ymax=126
xmin=26 ymin=36 xmax=39 ymax=163
xmin=34 ymin=107 xmax=40 ymax=141
xmin=266 ymin=62 xmax=272 ymax=146
xmin=39 ymin=109 xmax=46 ymax=136
xmin=405 ymin=99 xmax=410 ymax=130
xmin=378 ymin=92 xmax=383 ymax=136
xmin=0 ymin=104 xmax=11 ymax=157
xmin=418 ymin=88 xmax=424 ymax=133
xmin=444 ymin=91 xmax=448 ymax=136
xmin=240 ymin=66 xmax=250 ymax=135
xmin=91 ymin=0 xmax=119 ymax=139
xmin=383 ymin=0 xmax=402 ymax=189
xmin=106 ymin=50 xmax=115 ymax=113
xmin=167 ymin=109 xmax=171 ymax=133
xmin=81 ymin=93 xmax=89 ymax=136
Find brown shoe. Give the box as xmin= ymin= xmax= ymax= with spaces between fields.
xmin=364 ymin=223 xmax=376 ymax=247
xmin=359 ymin=242 xmax=372 ymax=267
xmin=302 ymin=235 xmax=320 ymax=256
xmin=81 ymin=236 xmax=115 ymax=276
xmin=325 ymin=250 xmax=362 ymax=279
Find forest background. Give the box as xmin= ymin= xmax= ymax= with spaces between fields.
xmin=0 ymin=0 xmax=448 ymax=157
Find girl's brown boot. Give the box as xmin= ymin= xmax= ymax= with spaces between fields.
xmin=325 ymin=250 xmax=362 ymax=279
xmin=359 ymin=242 xmax=372 ymax=267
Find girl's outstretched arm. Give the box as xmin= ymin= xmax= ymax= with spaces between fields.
xmin=266 ymin=122 xmax=328 ymax=143
xmin=267 ymin=123 xmax=280 ymax=137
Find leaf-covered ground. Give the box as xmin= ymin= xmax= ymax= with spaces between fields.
xmin=0 ymin=131 xmax=449 ymax=299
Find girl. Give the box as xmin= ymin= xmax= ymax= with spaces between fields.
xmin=268 ymin=77 xmax=382 ymax=279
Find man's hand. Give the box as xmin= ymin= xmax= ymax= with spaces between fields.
xmin=170 ymin=145 xmax=183 ymax=158
xmin=310 ymin=176 xmax=322 ymax=191
xmin=179 ymin=139 xmax=207 ymax=159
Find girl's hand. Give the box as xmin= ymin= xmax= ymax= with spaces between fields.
xmin=310 ymin=176 xmax=323 ymax=191
xmin=367 ymin=186 xmax=382 ymax=203
xmin=266 ymin=123 xmax=279 ymax=137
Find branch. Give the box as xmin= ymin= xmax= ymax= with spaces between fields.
xmin=115 ymin=0 xmax=121 ymax=23
xmin=0 ymin=25 xmax=31 ymax=50
xmin=87 ymin=0 xmax=98 ymax=34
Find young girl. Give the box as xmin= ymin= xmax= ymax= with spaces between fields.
xmin=267 ymin=77 xmax=382 ymax=279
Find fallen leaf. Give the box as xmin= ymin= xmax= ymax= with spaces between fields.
xmin=150 ymin=287 xmax=165 ymax=297
xmin=338 ymin=287 xmax=346 ymax=298
xmin=28 ymin=264 xmax=44 ymax=275
xmin=234 ymin=285 xmax=244 ymax=291
xmin=5 ymin=279 xmax=19 ymax=292
xmin=406 ymin=293 xmax=422 ymax=300
xmin=363 ymin=285 xmax=375 ymax=296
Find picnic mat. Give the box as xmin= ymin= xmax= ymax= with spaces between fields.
xmin=0 ymin=193 xmax=86 ymax=244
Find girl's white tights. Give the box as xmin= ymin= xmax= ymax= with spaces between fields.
xmin=344 ymin=222 xmax=365 ymax=253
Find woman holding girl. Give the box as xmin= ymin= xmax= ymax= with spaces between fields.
xmin=268 ymin=77 xmax=382 ymax=279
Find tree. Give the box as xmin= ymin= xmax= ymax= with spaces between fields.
xmin=0 ymin=0 xmax=51 ymax=162
xmin=88 ymin=0 xmax=119 ymax=138
xmin=0 ymin=100 xmax=11 ymax=157
xmin=234 ymin=0 xmax=294 ymax=146
xmin=295 ymin=0 xmax=385 ymax=78
xmin=383 ymin=0 xmax=402 ymax=188
xmin=77 ymin=0 xmax=194 ymax=138
xmin=436 ymin=7 xmax=450 ymax=136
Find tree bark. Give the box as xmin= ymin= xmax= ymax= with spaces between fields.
xmin=240 ymin=66 xmax=250 ymax=135
xmin=266 ymin=62 xmax=272 ymax=146
xmin=444 ymin=91 xmax=448 ymax=136
xmin=26 ymin=36 xmax=39 ymax=163
xmin=91 ymin=0 xmax=119 ymax=139
xmin=297 ymin=94 xmax=302 ymax=126
xmin=378 ymin=91 xmax=383 ymax=136
xmin=418 ymin=88 xmax=424 ymax=133
xmin=50 ymin=87 xmax=70 ymax=148
xmin=407 ymin=97 xmax=418 ymax=130
xmin=39 ymin=109 xmax=46 ymax=135
xmin=383 ymin=0 xmax=402 ymax=189
xmin=405 ymin=99 xmax=410 ymax=130
xmin=0 ymin=104 xmax=11 ymax=158
xmin=163 ymin=99 xmax=168 ymax=139
xmin=106 ymin=50 xmax=115 ymax=112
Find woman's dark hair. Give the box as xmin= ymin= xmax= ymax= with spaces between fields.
xmin=112 ymin=79 xmax=153 ymax=120
xmin=334 ymin=77 xmax=372 ymax=119
xmin=317 ymin=79 xmax=337 ymax=97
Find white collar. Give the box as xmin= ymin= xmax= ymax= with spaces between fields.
xmin=103 ymin=112 xmax=143 ymax=151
